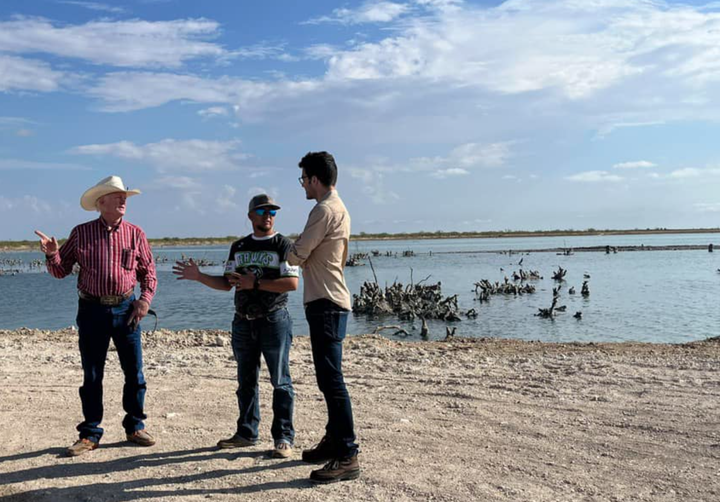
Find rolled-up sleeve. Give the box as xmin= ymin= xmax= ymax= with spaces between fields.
xmin=288 ymin=205 xmax=330 ymax=267
xmin=46 ymin=228 xmax=78 ymax=278
xmin=135 ymin=229 xmax=157 ymax=304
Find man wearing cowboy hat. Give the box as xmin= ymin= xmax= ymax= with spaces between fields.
xmin=173 ymin=194 xmax=299 ymax=459
xmin=35 ymin=175 xmax=158 ymax=456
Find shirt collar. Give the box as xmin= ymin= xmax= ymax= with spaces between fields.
xmin=98 ymin=216 xmax=124 ymax=233
xmin=251 ymin=232 xmax=277 ymax=241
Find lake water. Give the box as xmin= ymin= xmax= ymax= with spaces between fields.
xmin=1 ymin=233 xmax=719 ymax=343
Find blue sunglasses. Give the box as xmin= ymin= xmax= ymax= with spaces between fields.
xmin=253 ymin=208 xmax=277 ymax=217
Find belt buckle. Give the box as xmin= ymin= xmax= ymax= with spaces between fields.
xmin=100 ymin=295 xmax=121 ymax=306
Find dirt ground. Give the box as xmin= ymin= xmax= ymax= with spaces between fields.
xmin=0 ymin=328 xmax=718 ymax=502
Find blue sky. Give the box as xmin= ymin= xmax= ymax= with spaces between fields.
xmin=2 ymin=0 xmax=720 ymax=240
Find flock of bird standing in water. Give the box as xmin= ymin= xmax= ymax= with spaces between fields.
xmin=4 ymin=244 xmax=719 ymax=339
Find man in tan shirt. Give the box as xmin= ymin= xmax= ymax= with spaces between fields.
xmin=287 ymin=151 xmax=360 ymax=484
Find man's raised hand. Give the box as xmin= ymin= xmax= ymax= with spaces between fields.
xmin=34 ymin=230 xmax=58 ymax=256
xmin=172 ymin=259 xmax=200 ymax=281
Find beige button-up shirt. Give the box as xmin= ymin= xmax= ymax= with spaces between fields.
xmin=288 ymin=190 xmax=352 ymax=309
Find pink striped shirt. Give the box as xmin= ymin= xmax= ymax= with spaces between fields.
xmin=46 ymin=218 xmax=157 ymax=304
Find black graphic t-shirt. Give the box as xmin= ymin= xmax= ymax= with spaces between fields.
xmin=225 ymin=233 xmax=300 ymax=318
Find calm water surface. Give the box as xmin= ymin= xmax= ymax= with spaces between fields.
xmin=1 ymin=233 xmax=718 ymax=343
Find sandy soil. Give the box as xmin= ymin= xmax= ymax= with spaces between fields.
xmin=0 ymin=328 xmax=719 ymax=502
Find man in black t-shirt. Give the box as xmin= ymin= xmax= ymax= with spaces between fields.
xmin=173 ymin=194 xmax=299 ymax=458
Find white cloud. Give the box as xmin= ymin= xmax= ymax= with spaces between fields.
xmin=0 ymin=195 xmax=52 ymax=213
xmin=70 ymin=139 xmax=248 ymax=172
xmin=0 ymin=17 xmax=225 ymax=68
xmin=694 ymin=202 xmax=720 ymax=213
xmin=0 ymin=55 xmax=65 ymax=92
xmin=223 ymin=43 xmax=291 ymax=62
xmin=305 ymin=1 xmax=410 ymax=25
xmin=89 ymin=72 xmax=320 ymax=112
xmin=565 ymin=170 xmax=624 ymax=183
xmin=217 ymin=185 xmax=238 ymax=212
xmin=431 ymin=168 xmax=469 ymax=179
xmin=315 ymin=0 xmax=720 ymax=109
xmin=198 ymin=106 xmax=229 ymax=119
xmin=665 ymin=167 xmax=720 ymax=179
xmin=668 ymin=168 xmax=702 ymax=179
xmin=57 ymin=1 xmax=127 ymax=14
xmin=410 ymin=142 xmax=514 ymax=174
xmin=594 ymin=121 xmax=665 ymax=139
xmin=348 ymin=167 xmax=400 ymax=205
xmin=613 ymin=160 xmax=657 ymax=169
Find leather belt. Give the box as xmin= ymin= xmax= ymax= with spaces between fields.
xmin=235 ymin=306 xmax=283 ymax=321
xmin=79 ymin=289 xmax=134 ymax=306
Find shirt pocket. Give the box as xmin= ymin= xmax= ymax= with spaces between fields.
xmin=121 ymin=248 xmax=138 ymax=271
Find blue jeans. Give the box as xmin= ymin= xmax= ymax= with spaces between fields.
xmin=305 ymin=299 xmax=358 ymax=458
xmin=231 ymin=308 xmax=295 ymax=444
xmin=75 ymin=296 xmax=147 ymax=443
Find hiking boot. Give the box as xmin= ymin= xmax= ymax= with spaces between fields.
xmin=302 ymin=436 xmax=335 ymax=464
xmin=67 ymin=438 xmax=98 ymax=457
xmin=310 ymin=455 xmax=360 ymax=484
xmin=271 ymin=441 xmax=293 ymax=459
xmin=216 ymin=433 xmax=257 ymax=449
xmin=126 ymin=429 xmax=156 ymax=447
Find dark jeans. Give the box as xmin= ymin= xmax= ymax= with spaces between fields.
xmin=305 ymin=299 xmax=358 ymax=458
xmin=75 ymin=296 xmax=147 ymax=443
xmin=231 ymin=308 xmax=295 ymax=444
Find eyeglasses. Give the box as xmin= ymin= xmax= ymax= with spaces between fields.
xmin=298 ymin=175 xmax=308 ymax=186
xmin=253 ymin=208 xmax=277 ymax=217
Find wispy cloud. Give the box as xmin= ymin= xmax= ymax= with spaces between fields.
xmin=198 ymin=106 xmax=229 ymax=119
xmin=0 ymin=117 xmax=37 ymax=137
xmin=217 ymin=185 xmax=239 ymax=211
xmin=57 ymin=1 xmax=127 ymax=14
xmin=410 ymin=142 xmax=514 ymax=177
xmin=594 ymin=121 xmax=665 ymax=139
xmin=613 ymin=160 xmax=656 ymax=170
xmin=431 ymin=168 xmax=469 ymax=179
xmin=348 ymin=167 xmax=401 ymax=205
xmin=70 ymin=139 xmax=249 ymax=172
xmin=693 ymin=202 xmax=720 ymax=213
xmin=565 ymin=171 xmax=624 ymax=183
xmin=0 ymin=17 xmax=225 ymax=68
xmin=0 ymin=195 xmax=52 ymax=213
xmin=0 ymin=55 xmax=65 ymax=92
xmin=304 ymin=1 xmax=410 ymax=25
xmin=659 ymin=167 xmax=720 ymax=180
xmin=89 ymin=72 xmax=320 ymax=112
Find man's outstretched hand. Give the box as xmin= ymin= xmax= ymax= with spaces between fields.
xmin=34 ymin=230 xmax=58 ymax=256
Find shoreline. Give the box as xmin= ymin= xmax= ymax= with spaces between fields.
xmin=2 ymin=227 xmax=720 ymax=251
xmin=1 ymin=328 xmax=719 ymax=501
xmin=2 ymin=327 xmax=719 ymax=348
xmin=2 ymin=243 xmax=718 ymax=256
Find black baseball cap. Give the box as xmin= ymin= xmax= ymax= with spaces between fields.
xmin=248 ymin=194 xmax=281 ymax=212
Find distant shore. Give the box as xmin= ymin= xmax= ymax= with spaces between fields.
xmin=2 ymin=227 xmax=720 ymax=252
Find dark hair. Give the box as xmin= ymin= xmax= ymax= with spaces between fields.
xmin=298 ymin=151 xmax=338 ymax=187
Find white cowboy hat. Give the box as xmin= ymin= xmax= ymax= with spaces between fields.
xmin=80 ymin=175 xmax=141 ymax=211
